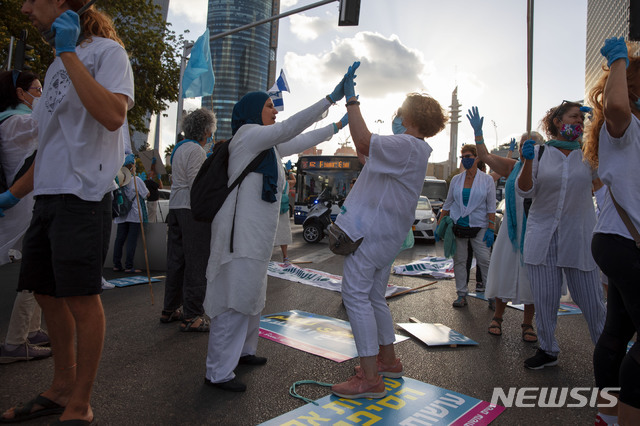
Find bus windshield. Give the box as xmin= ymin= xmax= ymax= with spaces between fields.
xmin=422 ymin=180 xmax=448 ymax=201
xmin=295 ymin=156 xmax=362 ymax=205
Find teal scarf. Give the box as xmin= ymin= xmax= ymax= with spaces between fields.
xmin=0 ymin=104 xmax=31 ymax=122
xmin=170 ymin=139 xmax=199 ymax=165
xmin=505 ymin=160 xmax=526 ymax=253
xmin=546 ymin=139 xmax=581 ymax=151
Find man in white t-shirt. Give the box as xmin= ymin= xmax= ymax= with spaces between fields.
xmin=0 ymin=1 xmax=133 ymax=424
xmin=331 ymin=83 xmax=448 ymax=399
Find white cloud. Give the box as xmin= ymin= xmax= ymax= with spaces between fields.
xmin=289 ymin=13 xmax=335 ymax=41
xmin=281 ymin=0 xmax=300 ymax=8
xmin=168 ymin=0 xmax=208 ymax=28
xmin=284 ymin=31 xmax=430 ymax=98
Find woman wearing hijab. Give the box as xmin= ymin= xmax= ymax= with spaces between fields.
xmin=203 ymin=63 xmax=358 ymax=392
xmin=517 ymin=101 xmax=606 ymax=370
xmin=467 ymin=106 xmax=542 ymax=342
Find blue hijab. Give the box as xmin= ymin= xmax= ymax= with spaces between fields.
xmin=231 ymin=91 xmax=278 ymax=203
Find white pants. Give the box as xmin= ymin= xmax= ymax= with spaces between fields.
xmin=205 ymin=309 xmax=260 ymax=383
xmin=146 ymin=201 xmax=158 ymax=223
xmin=5 ymin=291 xmax=42 ymax=346
xmin=342 ymin=247 xmax=396 ymax=357
xmin=527 ymin=232 xmax=605 ymax=357
xmin=453 ymin=228 xmax=491 ymax=296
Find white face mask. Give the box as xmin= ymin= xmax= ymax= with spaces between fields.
xmin=22 ymin=91 xmax=39 ymax=110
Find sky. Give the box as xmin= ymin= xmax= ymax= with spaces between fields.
xmin=157 ymin=0 xmax=590 ymax=164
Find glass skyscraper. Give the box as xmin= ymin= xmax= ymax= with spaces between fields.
xmin=585 ymin=0 xmax=629 ymax=97
xmin=203 ymin=0 xmax=280 ymax=141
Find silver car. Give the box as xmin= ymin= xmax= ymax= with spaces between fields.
xmin=412 ymin=196 xmax=437 ymax=240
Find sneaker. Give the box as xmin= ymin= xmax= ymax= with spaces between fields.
xmin=475 ymin=282 xmax=485 ymax=293
xmin=331 ymin=370 xmax=387 ymax=399
xmin=101 ymin=277 xmax=115 ymax=290
xmin=452 ymin=296 xmax=467 ymax=308
xmin=355 ymin=358 xmax=404 ymax=378
xmin=524 ymin=349 xmax=558 ymax=370
xmin=0 ymin=343 xmax=52 ymax=364
xmin=27 ymin=329 xmax=50 ymax=346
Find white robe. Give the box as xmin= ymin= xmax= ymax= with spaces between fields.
xmin=204 ymin=98 xmax=334 ymax=317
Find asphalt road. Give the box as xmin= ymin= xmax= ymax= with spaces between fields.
xmin=0 ymin=222 xmax=605 ymax=425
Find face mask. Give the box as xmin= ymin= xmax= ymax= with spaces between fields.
xmin=559 ymin=123 xmax=583 ymax=141
xmin=461 ymin=157 xmax=475 ymax=170
xmin=392 ymin=116 xmax=406 ymax=135
xmin=22 ymin=91 xmax=39 ymax=110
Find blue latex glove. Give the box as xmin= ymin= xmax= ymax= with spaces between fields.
xmin=483 ymin=228 xmax=495 ymax=248
xmin=124 ymin=153 xmax=135 ymax=166
xmin=328 ymin=61 xmax=360 ymax=103
xmin=522 ymin=139 xmax=535 ymax=160
xmin=0 ymin=190 xmax=20 ymax=211
xmin=509 ymin=137 xmax=516 ymax=152
xmin=600 ymin=37 xmax=628 ymax=68
xmin=51 ymin=10 xmax=81 ymax=56
xmin=466 ymin=106 xmax=484 ymax=138
xmin=151 ymin=157 xmax=157 ymax=165
xmin=344 ymin=61 xmax=360 ymax=100
xmin=339 ymin=112 xmax=349 ymax=129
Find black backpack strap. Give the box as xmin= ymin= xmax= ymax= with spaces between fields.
xmin=229 ymin=149 xmax=271 ymax=253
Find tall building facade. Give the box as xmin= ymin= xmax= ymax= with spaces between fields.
xmin=585 ymin=0 xmax=629 ymax=98
xmin=203 ymin=0 xmax=280 ymax=141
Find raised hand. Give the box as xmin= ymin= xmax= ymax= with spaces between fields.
xmin=600 ymin=37 xmax=628 ymax=68
xmin=52 ymin=10 xmax=81 ymax=56
xmin=522 ymin=139 xmax=535 ymax=160
xmin=466 ymin=106 xmax=484 ymax=138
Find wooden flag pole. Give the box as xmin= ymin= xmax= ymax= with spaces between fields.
xmin=386 ymin=281 xmax=438 ymax=299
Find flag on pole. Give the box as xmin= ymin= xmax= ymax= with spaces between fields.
xmin=268 ymin=69 xmax=290 ymax=111
xmin=182 ymin=28 xmax=215 ymax=98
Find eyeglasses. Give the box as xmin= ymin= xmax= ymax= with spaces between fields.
xmin=552 ymin=100 xmax=581 ymax=120
xmin=29 ymin=86 xmax=42 ymax=94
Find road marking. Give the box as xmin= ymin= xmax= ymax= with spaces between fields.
xmin=292 ymin=247 xmax=335 ymax=264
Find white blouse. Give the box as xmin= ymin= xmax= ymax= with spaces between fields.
xmin=442 ymin=170 xmax=496 ymax=227
xmin=516 ymin=145 xmax=597 ymax=270
xmin=593 ymin=116 xmax=640 ymax=240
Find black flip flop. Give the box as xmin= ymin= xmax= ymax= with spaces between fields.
xmin=0 ymin=394 xmax=64 ymax=423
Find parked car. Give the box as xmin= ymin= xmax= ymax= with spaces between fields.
xmin=157 ymin=188 xmax=171 ymax=223
xmin=421 ymin=177 xmax=448 ymax=216
xmin=413 ymin=196 xmax=436 ymax=240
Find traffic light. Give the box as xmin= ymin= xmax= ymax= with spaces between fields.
xmin=338 ymin=0 xmax=361 ymax=26
xmin=14 ymin=30 xmax=34 ymax=71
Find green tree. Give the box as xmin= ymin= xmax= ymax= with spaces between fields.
xmin=0 ymin=0 xmax=184 ymax=135
xmin=164 ymin=143 xmax=175 ymax=158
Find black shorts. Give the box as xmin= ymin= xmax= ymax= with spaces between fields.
xmin=18 ymin=193 xmax=112 ymax=297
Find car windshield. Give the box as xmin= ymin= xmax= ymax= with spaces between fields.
xmin=417 ymin=197 xmax=432 ymax=210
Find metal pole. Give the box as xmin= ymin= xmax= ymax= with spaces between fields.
xmin=209 ymin=0 xmax=338 ymax=42
xmin=175 ymin=40 xmax=194 ymax=140
xmin=6 ymin=36 xmax=14 ymax=71
xmin=526 ymin=0 xmax=534 ymax=136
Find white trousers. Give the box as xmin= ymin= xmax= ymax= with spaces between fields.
xmin=205 ymin=309 xmax=260 ymax=383
xmin=453 ymin=228 xmax=491 ymax=296
xmin=527 ymin=232 xmax=605 ymax=357
xmin=5 ymin=291 xmax=42 ymax=346
xmin=342 ymin=247 xmax=396 ymax=357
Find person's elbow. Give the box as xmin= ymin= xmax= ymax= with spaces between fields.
xmin=103 ymin=95 xmax=129 ymax=131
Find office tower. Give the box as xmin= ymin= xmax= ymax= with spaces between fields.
xmin=585 ymin=0 xmax=629 ymax=97
xmin=203 ymin=0 xmax=280 ymax=141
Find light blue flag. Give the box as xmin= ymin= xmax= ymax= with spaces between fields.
xmin=182 ymin=28 xmax=214 ymax=98
xmin=268 ymin=69 xmax=290 ymax=111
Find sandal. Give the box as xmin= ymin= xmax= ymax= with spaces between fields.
xmin=160 ymin=309 xmax=183 ymax=324
xmin=521 ymin=323 xmax=538 ymax=343
xmin=488 ymin=317 xmax=503 ymax=336
xmin=0 ymin=394 xmax=64 ymax=423
xmin=180 ymin=316 xmax=210 ymax=332
xmin=112 ymin=267 xmax=124 ymax=272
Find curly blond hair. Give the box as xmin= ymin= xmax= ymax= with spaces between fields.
xmin=584 ymin=43 xmax=640 ymax=169
xmin=396 ymin=92 xmax=448 ymax=138
xmin=67 ymin=0 xmax=124 ymax=47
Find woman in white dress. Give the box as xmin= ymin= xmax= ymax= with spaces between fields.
xmin=467 ymin=107 xmax=542 ymax=342
xmin=203 ymin=63 xmax=358 ymax=392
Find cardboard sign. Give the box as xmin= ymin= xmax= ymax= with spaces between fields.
xmin=259 ymin=310 xmax=408 ymax=363
xmin=398 ymin=323 xmax=478 ymax=346
xmin=260 ymin=377 xmax=504 ymax=425
xmin=108 ymin=275 xmax=160 ymax=288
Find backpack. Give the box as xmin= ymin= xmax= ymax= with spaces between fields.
xmin=112 ymin=186 xmax=133 ymax=218
xmin=523 ymin=144 xmax=545 ymax=217
xmin=190 ymin=139 xmax=269 ymax=223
